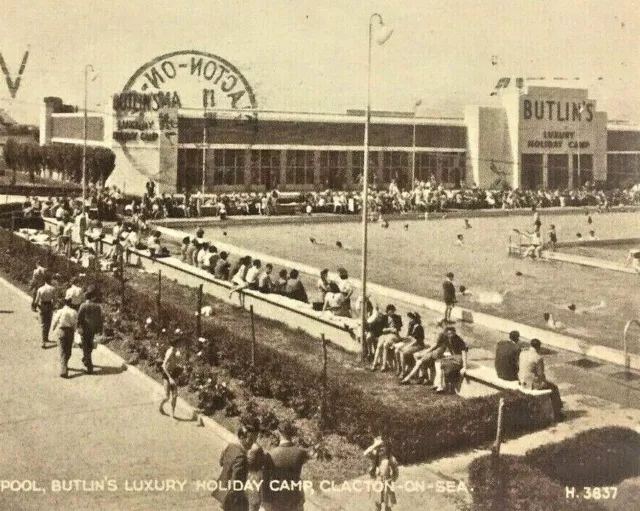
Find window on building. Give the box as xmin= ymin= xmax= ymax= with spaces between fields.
xmin=177 ymin=148 xmax=203 ymax=193
xmin=318 ymin=151 xmax=348 ymax=189
xmin=415 ymin=152 xmax=439 ymax=183
xmin=248 ymin=150 xmax=281 ymax=189
xmin=285 ymin=150 xmax=315 ymax=185
xmin=607 ymin=153 xmax=640 ymax=187
xmin=212 ymin=149 xmax=245 ymax=186
xmin=572 ymin=154 xmax=593 ymax=186
xmin=382 ymin=152 xmax=409 ymax=188
xmin=548 ymin=154 xmax=569 ymax=189
xmin=352 ymin=151 xmax=380 ymax=186
xmin=521 ymin=153 xmax=543 ymax=190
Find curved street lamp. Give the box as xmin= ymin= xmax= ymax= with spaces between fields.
xmin=360 ymin=13 xmax=393 ymax=362
xmin=83 ymin=64 xmax=95 ymax=214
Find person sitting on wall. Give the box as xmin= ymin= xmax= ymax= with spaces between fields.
xmin=180 ymin=236 xmax=190 ymax=262
xmin=229 ymin=256 xmax=252 ymax=298
xmin=370 ymin=304 xmax=403 ymax=372
xmin=401 ymin=325 xmax=452 ymax=385
xmin=495 ymin=330 xmax=521 ymax=381
xmin=431 ymin=326 xmax=468 ymax=393
xmin=258 ymin=263 xmax=274 ymax=293
xmin=395 ymin=312 xmax=425 ymax=379
xmin=322 ymin=281 xmax=346 ymax=314
xmin=197 ymin=241 xmax=210 ymax=268
xmin=519 ymin=338 xmax=564 ymax=421
xmin=213 ymin=251 xmax=231 ymax=280
xmin=205 ymin=245 xmax=219 ymax=273
xmin=274 ymin=269 xmax=289 ymax=295
xmin=285 ymin=269 xmax=308 ymax=303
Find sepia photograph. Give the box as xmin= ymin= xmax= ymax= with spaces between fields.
xmin=0 ymin=1 xmax=639 ymax=509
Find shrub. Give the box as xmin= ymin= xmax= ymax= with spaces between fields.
xmin=526 ymin=426 xmax=640 ymax=487
xmin=468 ymin=427 xmax=640 ymax=510
xmin=468 ymin=454 xmax=604 ymax=511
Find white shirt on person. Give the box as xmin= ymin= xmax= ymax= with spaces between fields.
xmin=245 ymin=266 xmax=260 ymax=285
xmin=231 ymin=265 xmax=248 ymax=285
xmin=65 ymin=285 xmax=85 ymax=307
xmin=337 ymin=278 xmax=353 ymax=299
xmin=52 ymin=305 xmax=78 ymax=331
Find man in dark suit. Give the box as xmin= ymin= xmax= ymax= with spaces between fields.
xmin=262 ymin=421 xmax=310 ymax=511
xmin=495 ymin=330 xmax=521 ymax=381
xmin=213 ymin=423 xmax=258 ymax=511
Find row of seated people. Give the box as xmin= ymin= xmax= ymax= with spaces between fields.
xmin=179 ymin=236 xmax=310 ymax=303
xmin=365 ymin=303 xmax=469 ymax=393
xmin=364 ymin=307 xmax=564 ymax=419
xmin=180 ymin=236 xmax=357 ymax=318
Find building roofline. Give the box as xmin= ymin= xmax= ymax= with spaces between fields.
xmin=176 ymin=108 xmax=466 ymax=126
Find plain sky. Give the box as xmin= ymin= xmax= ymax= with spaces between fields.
xmin=0 ymin=0 xmax=638 ymax=124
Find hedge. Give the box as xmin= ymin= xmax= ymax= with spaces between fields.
xmin=468 ymin=426 xmax=640 ymax=510
xmin=3 ymin=138 xmax=115 ymax=185
xmin=0 ymin=229 xmax=547 ymax=464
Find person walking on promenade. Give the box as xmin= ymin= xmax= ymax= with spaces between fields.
xmin=442 ymin=272 xmax=456 ymax=324
xmin=29 ymin=260 xmax=47 ymax=311
xmin=364 ymin=436 xmax=399 ymax=511
xmin=76 ymin=288 xmax=103 ymax=374
xmin=51 ymin=298 xmax=78 ymax=378
xmin=159 ymin=330 xmax=184 ymax=419
xmin=34 ymin=274 xmax=56 ymax=349
xmin=65 ymin=276 xmax=85 ymax=310
xmin=212 ymin=421 xmax=259 ymax=511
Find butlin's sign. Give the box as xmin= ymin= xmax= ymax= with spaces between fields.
xmin=113 ymin=50 xmax=257 ymax=112
xmin=520 ymin=96 xmax=597 ymax=153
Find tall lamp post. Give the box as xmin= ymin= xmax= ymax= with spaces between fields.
xmin=82 ymin=64 xmax=95 ymax=215
xmin=411 ymin=99 xmax=422 ymax=189
xmin=360 ymin=13 xmax=393 ymax=362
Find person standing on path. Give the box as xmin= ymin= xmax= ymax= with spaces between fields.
xmin=34 ymin=274 xmax=56 ymax=349
xmin=364 ymin=436 xmax=399 ymax=511
xmin=159 ymin=331 xmax=183 ymax=419
xmin=51 ymin=298 xmax=78 ymax=378
xmin=442 ymin=272 xmax=456 ymax=324
xmin=212 ymin=422 xmax=258 ymax=511
xmin=76 ymin=288 xmax=103 ymax=374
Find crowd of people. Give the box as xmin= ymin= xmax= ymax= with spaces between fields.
xmin=179 ymin=227 xmax=358 ymax=317
xmin=16 ymin=178 xmax=640 ymax=223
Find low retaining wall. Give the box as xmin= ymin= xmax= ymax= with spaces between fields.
xmin=40 ymin=218 xmax=360 ymax=354
xmin=542 ymin=250 xmax=636 ymax=274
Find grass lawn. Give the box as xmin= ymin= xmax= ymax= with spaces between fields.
xmin=189 ymin=210 xmax=640 ymax=353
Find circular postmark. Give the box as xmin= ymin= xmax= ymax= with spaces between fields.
xmin=116 ymin=50 xmax=257 ymax=112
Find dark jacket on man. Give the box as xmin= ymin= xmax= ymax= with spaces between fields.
xmin=495 ymin=340 xmax=520 ymax=381
xmin=262 ymin=443 xmax=309 ymax=511
xmin=214 ymin=443 xmax=249 ymax=511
